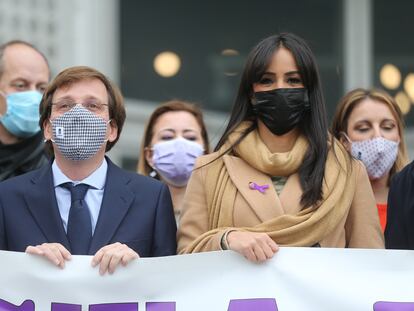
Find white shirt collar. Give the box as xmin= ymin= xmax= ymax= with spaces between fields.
xmin=52 ymin=158 xmax=108 ymax=190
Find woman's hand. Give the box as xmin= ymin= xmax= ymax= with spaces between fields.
xmin=226 ymin=231 xmax=279 ymax=262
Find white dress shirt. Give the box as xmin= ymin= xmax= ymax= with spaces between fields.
xmin=52 ymin=159 xmax=108 ymax=234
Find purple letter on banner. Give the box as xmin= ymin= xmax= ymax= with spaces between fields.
xmin=51 ymin=303 xmax=81 ymax=311
xmin=227 ymin=298 xmax=278 ymax=311
xmin=146 ymin=302 xmax=176 ymax=311
xmin=374 ymin=301 xmax=414 ymax=311
xmin=0 ymin=299 xmax=34 ymax=311
xmin=89 ymin=303 xmax=138 ymax=311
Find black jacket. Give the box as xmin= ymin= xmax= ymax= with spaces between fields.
xmin=385 ymin=160 xmax=414 ymax=249
xmin=0 ymin=131 xmax=49 ymax=181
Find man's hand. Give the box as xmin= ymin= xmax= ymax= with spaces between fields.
xmin=25 ymin=243 xmax=72 ymax=268
xmin=226 ymin=231 xmax=279 ymax=262
xmin=91 ymin=242 xmax=139 ymax=275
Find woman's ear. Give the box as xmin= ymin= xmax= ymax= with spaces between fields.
xmin=339 ymin=132 xmax=351 ymax=152
xmin=144 ymin=147 xmax=154 ymax=168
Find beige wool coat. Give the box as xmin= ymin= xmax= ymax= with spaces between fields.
xmin=177 ymin=152 xmax=384 ymax=253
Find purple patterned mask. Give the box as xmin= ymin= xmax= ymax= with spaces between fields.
xmin=346 ymin=136 xmax=399 ymax=180
xmin=152 ymin=137 xmax=204 ymax=187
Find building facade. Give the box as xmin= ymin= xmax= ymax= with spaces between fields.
xmin=0 ymin=0 xmax=412 ymax=169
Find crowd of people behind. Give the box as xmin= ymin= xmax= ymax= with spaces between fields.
xmin=0 ymin=33 xmax=412 ymax=274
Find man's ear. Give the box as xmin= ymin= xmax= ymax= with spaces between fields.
xmin=43 ymin=119 xmax=52 ymax=141
xmin=107 ymin=120 xmax=118 ymax=142
xmin=0 ymin=93 xmax=6 ymax=116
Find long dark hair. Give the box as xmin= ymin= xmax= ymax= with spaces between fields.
xmin=215 ymin=33 xmax=328 ymax=208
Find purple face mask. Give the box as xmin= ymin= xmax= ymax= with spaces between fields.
xmin=344 ymin=135 xmax=399 ymax=180
xmin=152 ymin=137 xmax=204 ymax=187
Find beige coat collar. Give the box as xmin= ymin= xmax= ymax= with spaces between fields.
xmin=223 ymin=154 xmax=304 ymax=220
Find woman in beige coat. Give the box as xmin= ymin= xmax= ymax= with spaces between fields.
xmin=178 ymin=33 xmax=384 ymax=262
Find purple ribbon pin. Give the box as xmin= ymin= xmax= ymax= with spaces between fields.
xmin=249 ymin=182 xmax=269 ymax=193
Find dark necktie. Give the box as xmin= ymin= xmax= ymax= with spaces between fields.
xmin=61 ymin=182 xmax=92 ymax=255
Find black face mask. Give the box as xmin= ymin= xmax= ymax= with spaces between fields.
xmin=251 ymin=88 xmax=310 ymax=136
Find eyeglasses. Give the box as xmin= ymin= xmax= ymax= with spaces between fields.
xmin=51 ymin=100 xmax=109 ymax=114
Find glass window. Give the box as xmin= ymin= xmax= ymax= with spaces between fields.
xmin=120 ymin=0 xmax=343 ymax=116
xmin=374 ymin=0 xmax=414 ymax=125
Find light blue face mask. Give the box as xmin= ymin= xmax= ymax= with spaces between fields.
xmin=0 ymin=90 xmax=42 ymax=138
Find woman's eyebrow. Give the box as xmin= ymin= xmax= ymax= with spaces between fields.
xmin=285 ymin=71 xmax=301 ymax=76
xmin=157 ymin=128 xmax=176 ymax=133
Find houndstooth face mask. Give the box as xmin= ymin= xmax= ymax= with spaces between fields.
xmin=50 ymin=105 xmax=110 ymax=161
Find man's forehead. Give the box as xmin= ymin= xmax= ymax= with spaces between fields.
xmin=4 ymin=44 xmax=47 ymax=64
xmin=2 ymin=43 xmax=50 ymax=80
xmin=53 ymin=78 xmax=108 ymax=100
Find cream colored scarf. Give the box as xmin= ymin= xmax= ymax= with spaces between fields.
xmin=185 ymin=122 xmax=355 ymax=252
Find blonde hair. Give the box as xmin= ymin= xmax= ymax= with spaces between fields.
xmin=331 ymin=88 xmax=409 ymax=182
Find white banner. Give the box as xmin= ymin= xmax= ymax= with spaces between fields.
xmin=1 ymin=248 xmax=414 ymax=310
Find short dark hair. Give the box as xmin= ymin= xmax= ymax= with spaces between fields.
xmin=39 ymin=66 xmax=126 ymax=154
xmin=0 ymin=40 xmax=50 ymax=79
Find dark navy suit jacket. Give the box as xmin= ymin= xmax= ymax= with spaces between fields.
xmin=0 ymin=158 xmax=177 ymax=256
xmin=385 ymin=160 xmax=414 ymax=250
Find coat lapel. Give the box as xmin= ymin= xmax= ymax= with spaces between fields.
xmin=24 ymin=165 xmax=70 ymax=250
xmin=223 ymin=155 xmax=284 ymax=222
xmin=88 ymin=159 xmax=135 ymax=255
xmin=278 ymin=172 xmax=304 ymax=214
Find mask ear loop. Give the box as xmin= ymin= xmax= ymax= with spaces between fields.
xmin=251 ymin=96 xmax=258 ymax=105
xmin=144 ymin=146 xmax=157 ymax=178
xmin=0 ymin=91 xmax=7 ymax=118
xmin=340 ymin=132 xmax=363 ymax=160
xmin=339 ymin=131 xmax=362 ymax=158
xmin=339 ymin=131 xmax=352 ymax=144
xmin=44 ymin=118 xmax=55 ymax=143
xmin=103 ymin=119 xmax=113 ymax=143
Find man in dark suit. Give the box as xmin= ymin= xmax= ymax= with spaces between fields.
xmin=0 ymin=66 xmax=177 ymax=274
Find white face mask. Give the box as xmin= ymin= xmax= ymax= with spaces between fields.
xmin=50 ymin=105 xmax=110 ymax=161
xmin=343 ymin=134 xmax=399 ymax=179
